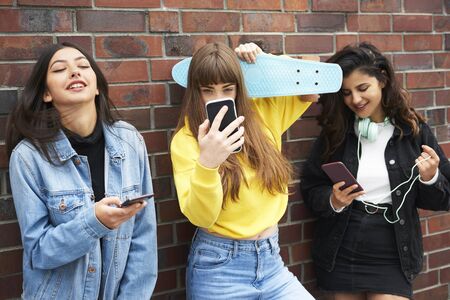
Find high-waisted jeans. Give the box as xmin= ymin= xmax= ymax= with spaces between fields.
xmin=186 ymin=229 xmax=315 ymax=300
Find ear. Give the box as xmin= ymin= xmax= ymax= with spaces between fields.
xmin=43 ymin=90 xmax=52 ymax=103
xmin=95 ymin=89 xmax=99 ymax=96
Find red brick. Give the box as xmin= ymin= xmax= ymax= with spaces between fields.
xmin=0 ymin=274 xmax=22 ymax=299
xmin=18 ymin=0 xmax=91 ymax=6
xmin=413 ymin=285 xmax=448 ymax=300
xmin=406 ymin=72 xmax=445 ymax=89
xmin=279 ymin=223 xmax=302 ymax=244
xmin=289 ymin=118 xmax=321 ymax=139
xmin=153 ymin=269 xmax=177 ymax=293
xmin=284 ymin=0 xmax=308 ymax=11
xmin=393 ymin=15 xmax=433 ymax=32
xmin=98 ymin=60 xmax=149 ymax=84
xmin=312 ymin=0 xmax=357 ymax=12
xmin=425 ymin=108 xmax=446 ymax=126
xmin=435 ymin=53 xmax=450 ymax=69
xmin=154 ymin=106 xmax=181 ymax=129
xmin=154 ymin=154 xmax=172 ymax=176
xmin=152 ymin=177 xmax=172 ymax=200
xmin=96 ymin=36 xmax=162 ymax=58
xmin=360 ymin=0 xmax=401 ymax=12
xmin=0 ymin=222 xmax=21 ymax=248
xmin=412 ymin=270 xmax=439 ymax=290
xmin=151 ymin=59 xmax=179 ymax=81
xmin=116 ymin=108 xmax=150 ymax=130
xmin=95 ymin=0 xmax=160 ymax=8
xmin=141 ymin=131 xmax=168 ymax=154
xmin=428 ymin=213 xmax=450 ymax=233
xmin=149 ymin=11 xmax=179 ymax=32
xmin=228 ymin=0 xmax=281 ymax=10
xmin=157 ymin=200 xmax=184 ymax=223
xmin=447 ymin=71 xmax=450 ymax=87
xmin=404 ymin=0 xmax=442 ymax=13
xmin=285 ymin=35 xmax=333 ymax=54
xmin=57 ymin=35 xmax=92 ymax=55
xmin=0 ymin=9 xmax=72 ymax=32
xmin=176 ymin=221 xmax=196 ymax=243
xmin=434 ymin=16 xmax=450 ymax=32
xmin=169 ymin=83 xmax=185 ymax=105
xmin=435 ymin=125 xmax=449 ymax=143
xmin=0 ymin=0 xmax=12 ymax=4
xmin=347 ymin=14 xmax=391 ymax=32
xmin=404 ymin=34 xmax=443 ymax=51
xmin=165 ymin=35 xmax=227 ymax=56
xmin=290 ymin=202 xmax=314 ymax=221
xmin=164 ymin=0 xmax=222 ymax=8
xmin=441 ymin=266 xmax=450 ymax=283
xmin=0 ymin=63 xmax=33 ymax=86
xmin=157 ymin=223 xmax=173 ymax=246
xmin=0 ymin=249 xmax=22 ymax=276
xmin=182 ymin=12 xmax=240 ymax=33
xmin=158 ymin=244 xmax=189 ymax=268
xmin=423 ymin=231 xmax=450 ymax=252
xmin=436 ymin=90 xmax=450 ymax=106
xmin=359 ymin=34 xmax=402 ymax=52
xmin=283 ymin=139 xmax=314 ymax=161
xmin=410 ymin=91 xmax=434 ymax=108
xmin=109 ymin=84 xmax=165 ymax=107
xmin=291 ymin=241 xmax=312 ymax=263
xmin=243 ymin=13 xmax=295 ymax=32
xmin=0 ymin=36 xmax=52 ymax=60
xmin=446 ymin=34 xmax=450 ymax=51
xmin=297 ymin=13 xmax=345 ymax=32
xmin=393 ymin=54 xmax=433 ymax=71
xmin=228 ymin=35 xmax=283 ymax=54
xmin=302 ymin=102 xmax=322 ymax=117
xmin=77 ymin=10 xmax=145 ymax=32
xmin=336 ymin=34 xmax=358 ymax=51
xmin=441 ymin=142 xmax=450 ymax=157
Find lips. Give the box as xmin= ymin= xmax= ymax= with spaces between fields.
xmin=66 ymin=80 xmax=86 ymax=90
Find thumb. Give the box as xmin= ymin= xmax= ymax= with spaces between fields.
xmin=198 ymin=119 xmax=209 ymax=140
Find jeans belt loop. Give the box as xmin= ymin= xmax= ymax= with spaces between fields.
xmin=268 ymin=236 xmax=276 ymax=255
xmin=233 ymin=240 xmax=238 ymax=258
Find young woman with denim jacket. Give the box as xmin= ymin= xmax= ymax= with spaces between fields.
xmin=170 ymin=42 xmax=317 ymax=299
xmin=6 ymin=43 xmax=157 ymax=299
xmin=301 ymin=43 xmax=450 ymax=300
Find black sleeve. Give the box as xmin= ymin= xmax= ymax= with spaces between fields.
xmin=416 ymin=123 xmax=450 ymax=211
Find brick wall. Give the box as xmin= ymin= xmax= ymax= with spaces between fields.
xmin=0 ymin=0 xmax=448 ymax=299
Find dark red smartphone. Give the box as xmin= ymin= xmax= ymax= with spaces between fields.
xmin=121 ymin=193 xmax=154 ymax=207
xmin=321 ymin=162 xmax=364 ymax=193
xmin=205 ymin=97 xmax=241 ymax=153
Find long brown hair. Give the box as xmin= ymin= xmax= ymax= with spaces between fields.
xmin=175 ymin=42 xmax=292 ymax=203
xmin=318 ymin=42 xmax=425 ymax=161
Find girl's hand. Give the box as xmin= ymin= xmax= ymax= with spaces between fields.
xmin=234 ymin=42 xmax=263 ymax=63
xmin=197 ymin=106 xmax=245 ymax=169
xmin=95 ymin=196 xmax=146 ymax=229
xmin=416 ymin=145 xmax=440 ymax=182
xmin=330 ymin=182 xmax=365 ymax=211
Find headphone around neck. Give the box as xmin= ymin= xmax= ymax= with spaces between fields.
xmin=357 ymin=116 xmax=389 ymax=142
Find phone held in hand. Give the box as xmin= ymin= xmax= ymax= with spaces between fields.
xmin=205 ymin=97 xmax=242 ymax=153
xmin=321 ymin=161 xmax=364 ymax=193
xmin=121 ymin=193 xmax=154 ymax=207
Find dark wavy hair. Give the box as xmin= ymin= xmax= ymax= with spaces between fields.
xmin=318 ymin=42 xmax=424 ymax=161
xmin=6 ymin=42 xmax=118 ymax=163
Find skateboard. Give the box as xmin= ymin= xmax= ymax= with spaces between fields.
xmin=171 ymin=53 xmax=343 ymax=97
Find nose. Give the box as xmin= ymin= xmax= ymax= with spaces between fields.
xmin=351 ymin=92 xmax=362 ymax=104
xmin=69 ymin=68 xmax=81 ymax=78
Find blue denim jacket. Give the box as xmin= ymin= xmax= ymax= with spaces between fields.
xmin=9 ymin=121 xmax=157 ymax=299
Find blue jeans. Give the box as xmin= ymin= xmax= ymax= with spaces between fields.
xmin=186 ymin=229 xmax=315 ymax=300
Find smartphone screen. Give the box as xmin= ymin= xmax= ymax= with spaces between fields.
xmin=205 ymin=98 xmax=241 ymax=152
xmin=321 ymin=161 xmax=363 ymax=193
xmin=121 ymin=193 xmax=154 ymax=207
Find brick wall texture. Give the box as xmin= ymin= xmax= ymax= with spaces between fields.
xmin=0 ymin=0 xmax=449 ymax=299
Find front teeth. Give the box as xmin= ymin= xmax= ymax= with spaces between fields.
xmin=69 ymin=83 xmax=84 ymax=89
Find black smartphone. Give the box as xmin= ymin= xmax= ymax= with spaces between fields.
xmin=205 ymin=97 xmax=242 ymax=153
xmin=121 ymin=193 xmax=154 ymax=207
xmin=321 ymin=161 xmax=364 ymax=193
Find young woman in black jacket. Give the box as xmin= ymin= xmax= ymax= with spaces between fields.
xmin=301 ymin=43 xmax=450 ymax=300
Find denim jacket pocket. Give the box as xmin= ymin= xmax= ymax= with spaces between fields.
xmin=47 ymin=192 xmax=86 ymax=225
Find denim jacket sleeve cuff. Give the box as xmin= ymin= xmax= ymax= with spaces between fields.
xmin=82 ymin=207 xmax=112 ymax=239
xmin=419 ymin=169 xmax=439 ymax=185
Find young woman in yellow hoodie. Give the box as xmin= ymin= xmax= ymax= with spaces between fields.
xmin=170 ymin=42 xmax=316 ymax=299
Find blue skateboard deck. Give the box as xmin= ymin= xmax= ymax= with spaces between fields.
xmin=171 ymin=53 xmax=342 ymax=97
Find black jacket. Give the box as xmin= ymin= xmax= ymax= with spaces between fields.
xmin=300 ymin=119 xmax=450 ymax=282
